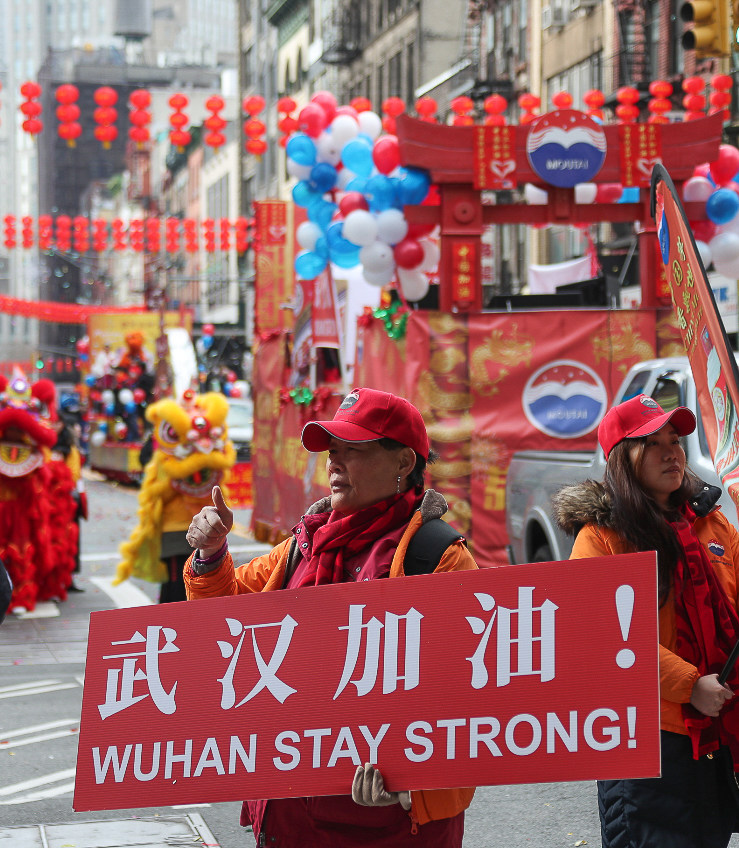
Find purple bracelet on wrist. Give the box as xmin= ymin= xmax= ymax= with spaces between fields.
xmin=193 ymin=539 xmax=228 ymax=566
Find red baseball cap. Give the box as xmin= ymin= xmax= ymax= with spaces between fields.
xmin=597 ymin=394 xmax=696 ymax=459
xmin=301 ymin=388 xmax=430 ymax=459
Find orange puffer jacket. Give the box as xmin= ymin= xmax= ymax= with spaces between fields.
xmin=185 ymin=499 xmax=478 ymax=827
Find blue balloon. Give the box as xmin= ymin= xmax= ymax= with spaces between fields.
xmin=706 ymin=188 xmax=739 ymax=225
xmin=308 ymin=199 xmax=338 ymax=230
xmin=314 ymin=236 xmax=329 ymax=260
xmin=125 ymin=401 xmax=137 ymax=414
xmin=365 ymin=174 xmax=395 ymax=212
xmin=105 ymin=403 xmax=115 ymax=415
xmin=341 ymin=137 xmax=374 ymax=177
xmin=345 ymin=176 xmax=368 ymax=194
xmin=286 ymin=133 xmax=316 ymax=167
xmin=398 ymin=167 xmax=431 ymax=205
xmin=98 ymin=421 xmax=108 ymax=432
xmin=85 ymin=374 xmax=96 ymax=386
xmin=310 ymin=162 xmax=338 ymax=193
xmin=331 ymin=247 xmax=361 ymax=268
xmin=327 ymin=222 xmax=359 ymax=257
xmin=292 ymin=180 xmax=322 ymax=209
xmin=201 ymin=334 xmax=213 ymax=350
xmin=295 ymin=250 xmax=328 ymax=279
xmin=223 ymin=383 xmax=232 ymax=397
xmin=617 ymin=186 xmax=640 ymax=204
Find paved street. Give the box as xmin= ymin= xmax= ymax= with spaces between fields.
xmin=1 ymin=474 xmax=732 ymax=847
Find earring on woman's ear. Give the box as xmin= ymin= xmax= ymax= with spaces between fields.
xmin=396 ymin=476 xmax=401 ymax=494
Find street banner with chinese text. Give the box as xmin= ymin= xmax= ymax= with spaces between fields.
xmin=651 ymin=164 xmax=739 ymax=507
xmin=74 ymin=552 xmax=659 ymax=811
xmin=254 ymin=201 xmax=302 ymax=336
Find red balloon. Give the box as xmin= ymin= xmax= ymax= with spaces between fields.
xmin=372 ymin=135 xmax=400 ymax=175
xmin=298 ymin=103 xmax=327 ymax=138
xmin=595 ymin=183 xmax=623 ymax=204
xmin=406 ymin=222 xmax=435 ymax=240
xmin=230 ymin=387 xmax=242 ymax=398
xmin=393 ymin=238 xmax=424 ymax=269
xmin=710 ymin=144 xmax=739 ymax=187
xmin=339 ymin=192 xmax=369 ymax=217
xmin=311 ymin=91 xmax=337 ymax=124
xmin=692 ymin=219 xmax=716 ymax=243
xmin=335 ymin=105 xmax=359 ymax=120
xmin=202 ymin=323 xmax=215 ymax=336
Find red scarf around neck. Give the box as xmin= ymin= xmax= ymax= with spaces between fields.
xmin=672 ymin=505 xmax=739 ymax=765
xmin=296 ymin=487 xmax=422 ymax=588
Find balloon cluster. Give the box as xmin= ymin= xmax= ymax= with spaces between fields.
xmin=286 ymin=91 xmax=439 ymax=302
xmin=684 ymin=144 xmax=739 ymax=278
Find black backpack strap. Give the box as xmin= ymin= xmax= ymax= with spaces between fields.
xmin=403 ymin=518 xmax=465 ymax=576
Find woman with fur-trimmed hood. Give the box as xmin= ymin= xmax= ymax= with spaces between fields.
xmin=553 ymin=394 xmax=739 ymax=848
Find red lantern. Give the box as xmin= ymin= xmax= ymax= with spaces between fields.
xmin=682 ymin=76 xmax=706 ymax=121
xmin=583 ymin=89 xmax=605 ymax=121
xmin=112 ymin=218 xmax=126 ymax=251
xmin=21 ymin=216 xmax=33 ymax=249
xmin=450 ymin=95 xmax=474 ymax=126
xmin=277 ymin=96 xmax=298 ymax=147
xmin=92 ymin=219 xmax=108 ymax=253
xmin=165 ymin=217 xmax=180 ymax=254
xmin=93 ymin=86 xmax=118 ymax=149
xmin=243 ymin=95 xmax=267 ymax=156
xmin=204 ymin=95 xmax=227 ymax=150
xmin=615 ymin=87 xmax=640 ymax=124
xmin=183 ymin=218 xmax=198 ymax=253
xmin=351 ymin=97 xmax=373 ymax=113
xmin=73 ymin=216 xmax=90 ymax=253
xmin=234 ymin=217 xmax=250 ymax=253
xmin=710 ymin=74 xmax=733 ymax=122
xmin=56 ymin=84 xmax=81 ymax=147
xmin=55 ymin=215 xmax=72 ymax=253
xmin=169 ymin=93 xmax=191 ymax=151
xmin=203 ymin=218 xmax=216 ymax=253
xmin=647 ymin=80 xmax=673 ymax=125
xmin=415 ymin=97 xmax=437 ymax=122
xmin=483 ymin=94 xmax=508 ymax=126
xmin=382 ymin=97 xmax=406 ymax=134
xmin=518 ymin=92 xmax=541 ymax=124
xmin=219 ymin=218 xmax=230 ymax=251
xmin=129 ymin=219 xmax=144 ymax=252
xmin=3 ymin=215 xmax=16 ymax=250
xmin=128 ymin=89 xmax=152 ymax=147
xmin=551 ymin=91 xmax=573 ymax=109
xmin=38 ymin=215 xmax=53 ymax=250
xmin=145 ymin=217 xmax=160 ymax=253
xmin=19 ymin=81 xmax=43 ymax=137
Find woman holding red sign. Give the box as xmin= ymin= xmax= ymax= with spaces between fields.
xmin=554 ymin=394 xmax=739 ymax=848
xmin=185 ymin=387 xmax=478 ymax=847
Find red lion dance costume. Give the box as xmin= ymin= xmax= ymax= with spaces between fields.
xmin=0 ymin=375 xmax=78 ymax=612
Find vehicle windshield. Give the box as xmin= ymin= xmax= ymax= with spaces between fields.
xmin=227 ymin=402 xmax=253 ymax=428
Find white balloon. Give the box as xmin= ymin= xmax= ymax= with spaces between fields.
xmin=101 ymin=389 xmax=115 ymax=405
xmin=315 ymin=132 xmax=342 ymax=166
xmin=375 ymin=209 xmax=408 ymax=245
xmin=296 ymin=221 xmax=322 ymax=251
xmin=335 ymin=167 xmax=354 ymax=190
xmin=398 ymin=267 xmax=430 ymax=301
xmin=331 ymin=114 xmax=360 ymax=148
xmin=695 ymin=240 xmax=713 ymax=269
xmin=286 ymin=159 xmax=312 ymax=180
xmin=118 ymin=388 xmax=134 ymax=405
xmin=714 ymin=253 xmax=739 ymax=278
xmin=575 ymin=182 xmax=597 ymax=204
xmin=418 ymin=239 xmax=440 ymax=272
xmin=717 ymin=215 xmax=739 ymax=236
xmin=90 ymin=430 xmax=106 ymax=447
xmin=359 ymin=240 xmax=395 ymax=273
xmin=362 ymin=266 xmax=395 ymax=287
xmin=357 ymin=111 xmax=382 ymax=140
xmin=683 ymin=176 xmax=715 ymax=204
xmin=709 ymin=231 xmax=739 ymax=270
xmin=343 ymin=210 xmax=378 ymax=247
xmin=524 ymin=183 xmax=548 ymax=205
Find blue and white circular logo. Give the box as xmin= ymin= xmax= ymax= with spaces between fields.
xmin=526 ymin=109 xmax=607 ymax=188
xmin=523 ymin=360 xmax=608 ymax=439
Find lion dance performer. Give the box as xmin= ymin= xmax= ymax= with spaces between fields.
xmin=116 ymin=389 xmax=235 ymax=602
xmin=0 ymin=375 xmax=78 ymax=612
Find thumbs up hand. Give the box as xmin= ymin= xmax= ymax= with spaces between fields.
xmin=186 ymin=485 xmax=234 ymax=559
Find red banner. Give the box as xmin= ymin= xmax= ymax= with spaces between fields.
xmin=0 ymin=295 xmax=146 ymax=324
xmin=619 ymin=124 xmax=662 ymax=188
xmin=74 ymin=552 xmax=659 ymax=812
xmin=651 ymin=165 xmax=739 ymax=506
xmin=254 ymin=201 xmax=302 ymax=336
xmin=227 ymin=462 xmax=253 ymax=508
xmin=311 ymin=268 xmax=341 ymax=349
xmin=473 ymin=126 xmax=517 ymax=190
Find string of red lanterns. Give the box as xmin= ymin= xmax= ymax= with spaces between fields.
xmin=128 ymin=89 xmax=152 ymax=147
xmin=20 ymin=81 xmax=43 ymax=137
xmin=277 ymin=97 xmax=298 ymax=148
xmin=204 ymin=95 xmax=227 ymax=150
xmin=93 ymin=86 xmax=118 ymax=149
xmin=415 ymin=96 xmax=438 ymax=123
xmin=483 ymin=94 xmax=508 ymax=126
xmin=243 ymin=95 xmax=267 ymax=157
xmin=169 ymin=93 xmax=191 ymax=151
xmin=382 ymin=97 xmax=406 ymax=134
xmin=450 ymin=95 xmax=475 ymax=126
xmin=55 ymin=84 xmax=81 ymax=147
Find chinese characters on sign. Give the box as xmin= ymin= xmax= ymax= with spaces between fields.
xmin=473 ymin=126 xmax=517 ymax=190
xmin=619 ymin=125 xmax=662 ymax=188
xmin=75 ymin=553 xmax=659 ymax=811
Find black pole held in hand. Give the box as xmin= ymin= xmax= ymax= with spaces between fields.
xmin=719 ymin=639 xmax=739 ymax=686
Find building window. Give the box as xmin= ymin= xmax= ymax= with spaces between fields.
xmin=406 ymin=41 xmax=415 ymax=103
xmin=376 ymin=63 xmax=385 ymax=109
xmin=389 ymin=52 xmax=401 ymax=97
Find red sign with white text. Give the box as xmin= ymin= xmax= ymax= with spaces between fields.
xmin=74 ymin=553 xmax=659 ymax=811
